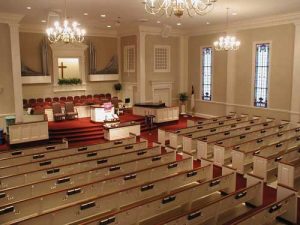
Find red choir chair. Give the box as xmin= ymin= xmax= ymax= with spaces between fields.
xmin=45 ymin=97 xmax=52 ymax=103
xmin=36 ymin=98 xmax=44 ymax=107
xmin=93 ymin=94 xmax=100 ymax=99
xmin=28 ymin=98 xmax=37 ymax=108
xmin=74 ymin=96 xmax=80 ymax=101
xmin=80 ymin=95 xmax=86 ymax=99
xmin=23 ymin=99 xmax=29 ymax=109
xmin=33 ymin=105 xmax=45 ymax=115
xmin=99 ymin=94 xmax=105 ymax=99
xmin=105 ymin=93 xmax=111 ymax=100
xmin=59 ymin=96 xmax=66 ymax=102
xmin=67 ymin=96 xmax=74 ymax=102
xmin=52 ymin=97 xmax=59 ymax=102
xmin=87 ymin=94 xmax=93 ymax=99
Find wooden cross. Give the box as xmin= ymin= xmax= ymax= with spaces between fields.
xmin=58 ymin=62 xmax=67 ymax=78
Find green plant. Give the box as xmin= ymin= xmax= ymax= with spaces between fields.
xmin=114 ymin=83 xmax=122 ymax=91
xmin=58 ymin=78 xmax=82 ymax=85
xmin=179 ymin=92 xmax=188 ymax=103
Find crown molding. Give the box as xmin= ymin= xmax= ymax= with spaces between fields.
xmin=19 ymin=23 xmax=118 ymax=37
xmin=138 ymin=25 xmax=184 ymax=37
xmin=186 ymin=11 xmax=300 ymax=36
xmin=0 ymin=13 xmax=24 ymax=25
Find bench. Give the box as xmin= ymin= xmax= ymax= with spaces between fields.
xmin=232 ymin=134 xmax=300 ymax=174
xmin=0 ymin=154 xmax=200 ymax=224
xmin=0 ymin=135 xmax=137 ymax=168
xmin=0 ymin=151 xmax=194 ymax=208
xmin=0 ymin=139 xmax=150 ymax=177
xmin=168 ymin=116 xmax=256 ymax=150
xmin=213 ymin=124 xmax=299 ymax=166
xmin=230 ymin=184 xmax=298 ymax=225
xmin=193 ymin=120 xmax=286 ymax=161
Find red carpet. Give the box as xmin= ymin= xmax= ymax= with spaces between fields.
xmin=48 ymin=113 xmax=146 ymax=143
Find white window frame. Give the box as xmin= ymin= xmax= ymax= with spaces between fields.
xmin=153 ymin=45 xmax=171 ymax=73
xmin=200 ymin=46 xmax=214 ymax=101
xmin=123 ymin=45 xmax=135 ymax=73
xmin=251 ymin=41 xmax=272 ymax=108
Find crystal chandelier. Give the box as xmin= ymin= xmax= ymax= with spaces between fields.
xmin=46 ymin=0 xmax=86 ymax=44
xmin=214 ymin=8 xmax=240 ymax=51
xmin=142 ymin=0 xmax=217 ymax=18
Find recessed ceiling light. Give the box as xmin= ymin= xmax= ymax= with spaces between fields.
xmin=232 ymin=12 xmax=237 ymax=16
xmin=41 ymin=20 xmax=47 ymax=23
xmin=26 ymin=6 xmax=31 ymax=10
xmin=100 ymin=14 xmax=106 ymax=18
xmin=84 ymin=13 xmax=88 ymax=16
xmin=157 ymin=21 xmax=161 ymax=24
xmin=107 ymin=25 xmax=111 ymax=28
xmin=176 ymin=22 xmax=181 ymax=26
xmin=206 ymin=21 xmax=210 ymax=25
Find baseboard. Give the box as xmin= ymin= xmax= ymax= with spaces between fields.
xmin=187 ymin=112 xmax=215 ymax=119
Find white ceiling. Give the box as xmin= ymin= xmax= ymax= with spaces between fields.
xmin=0 ymin=0 xmax=300 ymax=31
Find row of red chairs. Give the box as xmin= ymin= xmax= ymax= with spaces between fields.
xmin=23 ymin=93 xmax=113 ymax=109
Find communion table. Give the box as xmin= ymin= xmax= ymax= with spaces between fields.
xmin=90 ymin=105 xmax=115 ymax=123
xmin=103 ymin=122 xmax=141 ymax=141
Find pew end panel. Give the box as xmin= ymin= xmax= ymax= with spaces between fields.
xmin=213 ymin=145 xmax=226 ymax=166
xmin=139 ymin=137 xmax=148 ymax=146
xmin=231 ymin=149 xmax=246 ymax=174
xmin=245 ymin=173 xmax=264 ymax=207
xmin=165 ymin=145 xmax=176 ymax=153
xmin=221 ymin=165 xmax=237 ymax=194
xmin=199 ymin=158 xmax=213 ymax=180
xmin=196 ymin=140 xmax=209 ymax=160
xmin=158 ymin=128 xmax=166 ymax=147
xmin=253 ymin=155 xmax=268 ymax=182
xmin=276 ymin=184 xmax=298 ymax=224
xmin=278 ymin=162 xmax=296 ymax=189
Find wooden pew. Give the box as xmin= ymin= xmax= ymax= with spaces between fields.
xmin=0 ymin=154 xmax=200 ymax=225
xmin=253 ymin=142 xmax=300 ymax=182
xmin=213 ymin=124 xmax=298 ymax=166
xmin=230 ymin=184 xmax=298 ymax=225
xmin=232 ymin=134 xmax=300 ymax=174
xmin=186 ymin=112 xmax=237 ymax=127
xmin=0 ymin=135 xmax=137 ymax=168
xmin=0 ymin=139 xmax=149 ymax=178
xmin=21 ymin=166 xmax=236 ymax=225
xmin=189 ymin=120 xmax=287 ymax=160
xmin=0 ymin=138 xmax=68 ymax=160
xmin=0 ymin=143 xmax=170 ymax=190
xmin=0 ymin=144 xmax=163 ymax=205
xmin=278 ymin=154 xmax=300 ymax=192
xmin=0 ymin=150 xmax=193 ymax=208
xmin=158 ymin=113 xmax=241 ymax=147
xmin=168 ymin=115 xmax=253 ymax=150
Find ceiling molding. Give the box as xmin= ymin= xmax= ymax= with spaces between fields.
xmin=19 ymin=23 xmax=118 ymax=37
xmin=0 ymin=13 xmax=24 ymax=24
xmin=138 ymin=25 xmax=184 ymax=37
xmin=186 ymin=11 xmax=300 ymax=36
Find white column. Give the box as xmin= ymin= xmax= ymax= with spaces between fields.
xmin=9 ymin=23 xmax=23 ymax=123
xmin=136 ymin=31 xmax=146 ymax=103
xmin=179 ymin=35 xmax=189 ymax=93
xmin=290 ymin=21 xmax=300 ymax=122
xmin=226 ymin=32 xmax=238 ymax=115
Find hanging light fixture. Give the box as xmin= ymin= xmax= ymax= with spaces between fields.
xmin=46 ymin=0 xmax=86 ymax=43
xmin=142 ymin=0 xmax=217 ymax=18
xmin=214 ymin=8 xmax=240 ymax=51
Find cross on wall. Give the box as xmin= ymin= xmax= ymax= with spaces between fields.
xmin=58 ymin=62 xmax=67 ymax=79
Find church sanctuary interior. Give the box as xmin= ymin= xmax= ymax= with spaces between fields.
xmin=1 ymin=0 xmax=300 ymax=224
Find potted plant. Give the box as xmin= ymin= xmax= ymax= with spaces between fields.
xmin=179 ymin=92 xmax=188 ymax=115
xmin=114 ymin=83 xmax=122 ymax=98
